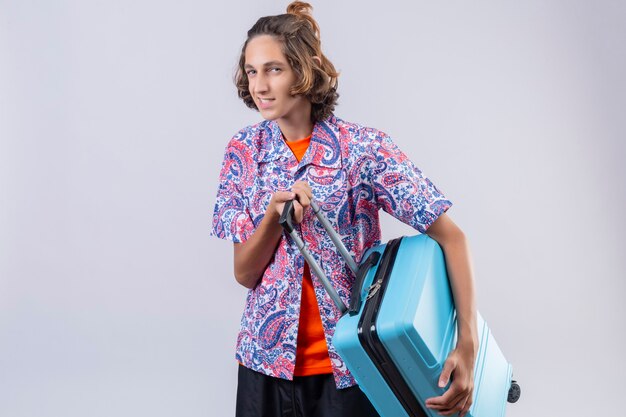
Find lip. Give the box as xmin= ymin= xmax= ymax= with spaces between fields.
xmin=257 ymin=98 xmax=275 ymax=110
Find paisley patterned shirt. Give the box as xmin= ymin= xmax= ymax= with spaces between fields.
xmin=210 ymin=113 xmax=452 ymax=389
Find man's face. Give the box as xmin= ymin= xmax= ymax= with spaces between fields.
xmin=244 ymin=35 xmax=309 ymax=123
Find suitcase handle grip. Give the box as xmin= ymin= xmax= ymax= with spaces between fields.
xmin=278 ymin=199 xmax=296 ymax=234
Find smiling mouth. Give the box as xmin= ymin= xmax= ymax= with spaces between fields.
xmin=258 ymin=98 xmax=275 ymax=109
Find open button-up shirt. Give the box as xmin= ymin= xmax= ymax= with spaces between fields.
xmin=210 ymin=113 xmax=452 ymax=388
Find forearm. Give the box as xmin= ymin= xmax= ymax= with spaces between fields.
xmin=233 ymin=185 xmax=312 ymax=289
xmin=233 ymin=211 xmax=284 ymax=289
xmin=440 ymin=232 xmax=479 ymax=353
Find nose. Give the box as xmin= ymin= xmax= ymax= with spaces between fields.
xmin=252 ymin=72 xmax=269 ymax=95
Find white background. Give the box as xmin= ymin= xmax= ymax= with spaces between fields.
xmin=1 ymin=1 xmax=625 ymax=416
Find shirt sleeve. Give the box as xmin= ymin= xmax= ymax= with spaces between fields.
xmin=210 ymin=138 xmax=255 ymax=243
xmin=370 ymin=132 xmax=453 ymax=234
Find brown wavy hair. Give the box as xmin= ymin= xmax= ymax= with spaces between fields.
xmin=234 ymin=1 xmax=340 ymax=123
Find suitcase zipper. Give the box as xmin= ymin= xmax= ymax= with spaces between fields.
xmin=366 ymin=279 xmax=383 ymax=300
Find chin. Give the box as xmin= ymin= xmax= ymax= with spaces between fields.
xmin=259 ymin=110 xmax=280 ymax=121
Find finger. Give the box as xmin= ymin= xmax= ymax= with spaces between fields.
xmin=291 ymin=182 xmax=313 ymax=207
xmin=425 ymin=385 xmax=461 ymax=409
xmin=430 ymin=381 xmax=471 ymax=413
xmin=292 ymin=183 xmax=312 ymax=202
xmin=449 ymin=394 xmax=469 ymax=415
xmin=438 ymin=395 xmax=467 ymax=416
xmin=426 ymin=363 xmax=458 ymax=409
xmin=459 ymin=396 xmax=472 ymax=417
xmin=438 ymin=357 xmax=456 ymax=388
xmin=273 ymin=190 xmax=296 ymax=203
xmin=427 ymin=394 xmax=463 ymax=412
xmin=293 ymin=180 xmax=312 ymax=191
xmin=425 ymin=375 xmax=472 ymax=409
xmin=293 ymin=190 xmax=311 ymax=209
xmin=293 ymin=200 xmax=304 ymax=224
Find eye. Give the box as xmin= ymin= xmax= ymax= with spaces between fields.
xmin=246 ymin=69 xmax=256 ymax=76
xmin=269 ymin=67 xmax=281 ymax=73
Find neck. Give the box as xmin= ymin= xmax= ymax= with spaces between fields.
xmin=276 ymin=103 xmax=314 ymax=142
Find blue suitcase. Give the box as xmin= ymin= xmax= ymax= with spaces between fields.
xmin=280 ymin=200 xmax=520 ymax=417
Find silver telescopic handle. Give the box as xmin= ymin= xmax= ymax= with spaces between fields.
xmin=286 ymin=229 xmax=347 ymax=315
xmin=309 ymin=200 xmax=359 ymax=276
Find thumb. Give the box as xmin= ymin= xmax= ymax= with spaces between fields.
xmin=439 ymin=357 xmax=456 ymax=388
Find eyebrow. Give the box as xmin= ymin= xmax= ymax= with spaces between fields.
xmin=244 ymin=61 xmax=287 ymax=69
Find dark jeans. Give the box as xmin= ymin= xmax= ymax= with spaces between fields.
xmin=235 ymin=364 xmax=380 ymax=417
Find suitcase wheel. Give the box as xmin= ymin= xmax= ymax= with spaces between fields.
xmin=507 ymin=380 xmax=521 ymax=403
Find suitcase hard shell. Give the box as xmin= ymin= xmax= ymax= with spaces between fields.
xmin=333 ymin=234 xmax=514 ymax=417
xmin=279 ymin=200 xmax=520 ymax=417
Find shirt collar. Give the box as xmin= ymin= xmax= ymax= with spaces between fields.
xmin=257 ymin=113 xmax=342 ymax=169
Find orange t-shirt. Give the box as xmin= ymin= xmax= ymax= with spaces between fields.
xmin=285 ymin=135 xmax=333 ymax=377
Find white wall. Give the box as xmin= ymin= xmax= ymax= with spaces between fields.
xmin=1 ymin=1 xmax=624 ymax=416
